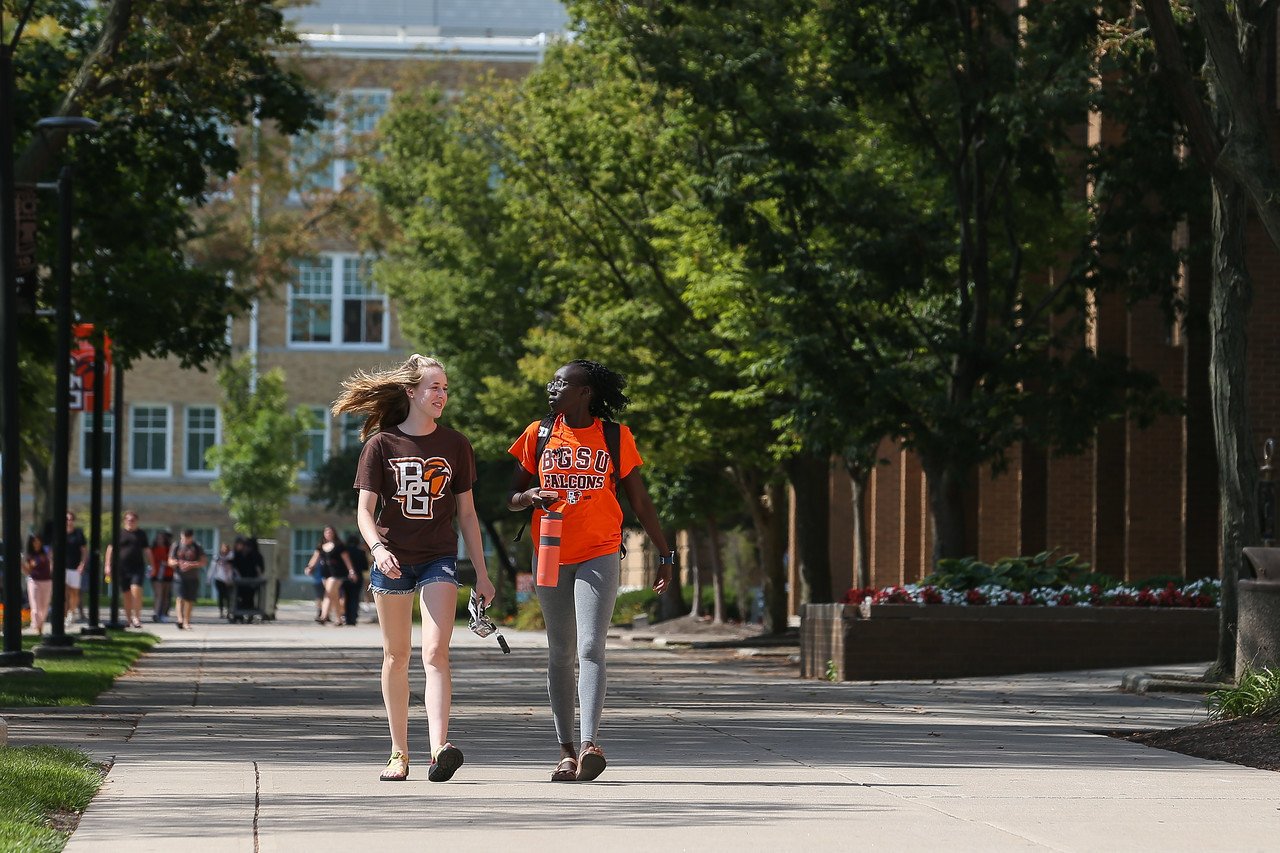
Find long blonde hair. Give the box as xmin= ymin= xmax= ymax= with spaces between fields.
xmin=331 ymin=354 xmax=446 ymax=441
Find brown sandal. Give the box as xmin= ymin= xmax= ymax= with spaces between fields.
xmin=551 ymin=756 xmax=578 ymax=782
xmin=577 ymin=744 xmax=606 ymax=782
xmin=380 ymin=751 xmax=409 ymax=781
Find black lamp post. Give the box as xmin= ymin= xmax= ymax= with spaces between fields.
xmin=34 ymin=115 xmax=98 ymax=659
xmin=1 ymin=1 xmax=39 ymax=670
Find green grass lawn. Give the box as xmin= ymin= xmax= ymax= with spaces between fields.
xmin=0 ymin=745 xmax=103 ymax=853
xmin=0 ymin=631 xmax=157 ymax=708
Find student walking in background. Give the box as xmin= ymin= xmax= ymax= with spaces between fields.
xmin=343 ymin=533 xmax=369 ymax=627
xmin=304 ymin=526 xmax=356 ymax=625
xmin=23 ymin=533 xmax=53 ymax=635
xmin=209 ymin=542 xmax=235 ymax=619
xmin=105 ymin=510 xmax=149 ymax=629
xmin=150 ymin=530 xmax=174 ymax=623
xmin=332 ymin=353 xmax=495 ymax=783
xmin=507 ymin=359 xmax=673 ymax=783
xmin=170 ymin=529 xmax=208 ymax=630
xmin=63 ymin=512 xmax=87 ymax=623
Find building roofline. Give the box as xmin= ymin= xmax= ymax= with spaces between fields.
xmin=296 ymin=31 xmax=560 ymax=62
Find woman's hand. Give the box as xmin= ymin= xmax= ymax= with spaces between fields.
xmin=653 ymin=564 xmax=671 ymax=595
xmin=475 ymin=574 xmax=497 ymax=608
xmin=522 ymin=487 xmax=560 ymax=510
xmin=373 ymin=547 xmax=402 ymax=579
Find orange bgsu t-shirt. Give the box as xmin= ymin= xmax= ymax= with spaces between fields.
xmin=509 ymin=416 xmax=642 ymax=565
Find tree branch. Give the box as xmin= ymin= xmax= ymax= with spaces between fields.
xmin=15 ymin=0 xmax=135 ymax=182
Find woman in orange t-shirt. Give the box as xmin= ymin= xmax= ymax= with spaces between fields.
xmin=508 ymin=359 xmax=672 ymax=783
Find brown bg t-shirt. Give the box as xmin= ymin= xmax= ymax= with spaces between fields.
xmin=352 ymin=424 xmax=476 ymax=566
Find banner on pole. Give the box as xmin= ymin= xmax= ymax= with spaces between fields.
xmin=70 ymin=323 xmax=112 ymax=412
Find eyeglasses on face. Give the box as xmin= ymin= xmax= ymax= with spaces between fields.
xmin=546 ymin=378 xmax=584 ymax=391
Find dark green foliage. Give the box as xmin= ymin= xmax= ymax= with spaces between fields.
xmin=923 ymin=551 xmax=1093 ymax=593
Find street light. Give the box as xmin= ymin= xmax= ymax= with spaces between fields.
xmin=33 ymin=115 xmax=98 ymax=659
xmin=1 ymin=2 xmax=41 ymax=670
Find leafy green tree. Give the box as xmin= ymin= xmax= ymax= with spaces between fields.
xmin=591 ymin=0 xmax=1193 ymax=563
xmin=207 ymin=356 xmax=312 ymax=539
xmin=366 ymin=46 xmax=795 ymax=630
xmin=11 ymin=0 xmax=322 ymax=527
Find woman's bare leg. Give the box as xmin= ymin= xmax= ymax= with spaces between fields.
xmin=376 ymin=592 xmax=416 ymax=756
xmin=419 ymin=582 xmax=457 ymax=754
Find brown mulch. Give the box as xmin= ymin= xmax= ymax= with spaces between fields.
xmin=641 ymin=613 xmax=766 ymax=640
xmin=1125 ymin=714 xmax=1280 ymax=772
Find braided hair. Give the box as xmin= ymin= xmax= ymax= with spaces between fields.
xmin=570 ymin=359 xmax=629 ymax=421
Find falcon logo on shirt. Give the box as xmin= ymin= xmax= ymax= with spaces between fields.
xmin=388 ymin=456 xmax=453 ymax=519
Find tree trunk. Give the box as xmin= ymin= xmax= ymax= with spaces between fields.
xmin=27 ymin=456 xmax=52 ymax=537
xmin=784 ymin=452 xmax=833 ymax=603
xmin=843 ymin=457 xmax=873 ymax=590
xmin=656 ymin=526 xmax=684 ymax=621
xmin=921 ymin=456 xmax=969 ymax=564
xmin=1206 ymin=173 xmax=1258 ymax=680
xmin=687 ymin=527 xmax=703 ymax=618
xmin=707 ymin=518 xmax=726 ymax=624
xmin=733 ymin=467 xmax=789 ymax=634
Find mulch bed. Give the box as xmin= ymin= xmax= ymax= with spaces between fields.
xmin=1125 ymin=714 xmax=1280 ymax=772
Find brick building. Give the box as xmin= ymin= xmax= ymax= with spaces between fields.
xmin=801 ymin=130 xmax=1280 ymax=610
xmin=52 ymin=0 xmax=570 ymax=598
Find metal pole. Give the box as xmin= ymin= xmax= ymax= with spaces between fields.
xmin=106 ymin=362 xmax=124 ymax=629
xmin=0 ymin=40 xmax=33 ymax=668
xmin=82 ymin=344 xmax=105 ymax=636
xmin=35 ymin=166 xmax=79 ymax=656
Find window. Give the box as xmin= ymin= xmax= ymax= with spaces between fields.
xmin=287 ymin=254 xmax=388 ymax=349
xmin=341 ymin=257 xmax=386 ymax=345
xmin=289 ymin=258 xmax=333 ymax=344
xmin=298 ymin=406 xmax=329 ymax=477
xmin=291 ymin=528 xmax=324 ymax=577
xmin=130 ymin=406 xmax=171 ymax=475
xmin=79 ymin=411 xmax=114 ymax=475
xmin=339 ymin=413 xmax=364 ymax=450
xmin=291 ymin=89 xmax=390 ymax=194
xmin=185 ymin=406 xmax=219 ymax=475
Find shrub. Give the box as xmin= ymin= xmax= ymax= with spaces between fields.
xmin=514 ymin=596 xmax=545 ymax=631
xmin=1209 ymin=668 xmax=1280 ymax=720
xmin=923 ymin=550 xmax=1093 ymax=592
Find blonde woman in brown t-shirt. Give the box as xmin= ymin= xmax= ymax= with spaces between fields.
xmin=333 ymin=354 xmax=496 ymax=783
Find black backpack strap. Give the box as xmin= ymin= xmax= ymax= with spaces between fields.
xmin=513 ymin=415 xmax=559 ymax=543
xmin=602 ymin=420 xmax=622 ymax=492
xmin=602 ymin=420 xmax=626 ymax=557
xmin=534 ymin=414 xmax=557 ymax=473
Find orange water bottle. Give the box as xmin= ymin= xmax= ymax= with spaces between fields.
xmin=536 ymin=504 xmax=564 ymax=587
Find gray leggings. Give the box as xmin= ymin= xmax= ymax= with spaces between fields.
xmin=534 ymin=550 xmax=620 ymax=745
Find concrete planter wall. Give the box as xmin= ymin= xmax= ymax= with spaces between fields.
xmin=800 ymin=603 xmax=1218 ymax=681
xmin=1236 ymin=579 xmax=1280 ymax=680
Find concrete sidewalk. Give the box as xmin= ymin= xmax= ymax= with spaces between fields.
xmin=5 ymin=602 xmax=1279 ymax=852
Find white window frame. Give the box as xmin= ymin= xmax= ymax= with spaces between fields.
xmin=291 ymin=527 xmax=325 ymax=578
xmin=78 ymin=411 xmax=114 ymax=476
xmin=286 ymin=252 xmax=390 ymax=351
xmin=297 ymin=406 xmax=330 ymax=480
xmin=184 ymin=405 xmax=221 ymax=478
xmin=129 ymin=404 xmax=173 ymax=478
xmin=338 ymin=412 xmax=364 ymax=450
xmin=290 ymin=88 xmax=391 ymax=196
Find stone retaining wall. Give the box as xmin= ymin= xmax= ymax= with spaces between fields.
xmin=800 ymin=603 xmax=1218 ymax=681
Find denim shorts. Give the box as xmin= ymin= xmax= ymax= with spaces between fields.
xmin=368 ymin=555 xmax=459 ymax=595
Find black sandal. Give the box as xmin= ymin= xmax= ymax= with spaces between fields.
xmin=577 ymin=744 xmax=606 ymax=782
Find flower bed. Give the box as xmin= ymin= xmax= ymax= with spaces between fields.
xmin=840 ymin=578 xmax=1220 ymax=609
xmin=801 ymin=582 xmax=1220 ymax=682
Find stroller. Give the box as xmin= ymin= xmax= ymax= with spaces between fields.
xmin=229 ymin=573 xmax=268 ymax=623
